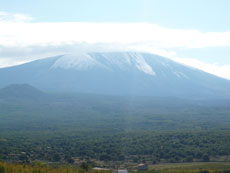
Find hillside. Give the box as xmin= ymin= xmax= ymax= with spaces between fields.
xmin=0 ymin=52 xmax=229 ymax=98
xmin=0 ymin=84 xmax=48 ymax=101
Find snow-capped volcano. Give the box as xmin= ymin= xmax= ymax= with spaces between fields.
xmin=0 ymin=52 xmax=229 ymax=98
xmin=52 ymin=52 xmax=156 ymax=76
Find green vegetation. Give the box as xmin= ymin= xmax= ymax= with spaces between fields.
xmin=1 ymin=130 xmax=230 ymax=164
xmin=0 ymin=93 xmax=230 ymax=168
xmin=148 ymin=162 xmax=230 ymax=172
xmin=1 ymin=162 xmax=230 ymax=173
xmin=0 ymin=162 xmax=111 ymax=173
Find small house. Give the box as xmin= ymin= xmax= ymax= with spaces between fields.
xmin=137 ymin=163 xmax=148 ymax=171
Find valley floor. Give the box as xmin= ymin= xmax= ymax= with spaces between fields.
xmin=149 ymin=162 xmax=230 ymax=171
xmin=1 ymin=161 xmax=230 ymax=173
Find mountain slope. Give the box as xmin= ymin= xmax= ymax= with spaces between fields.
xmin=0 ymin=52 xmax=229 ymax=98
xmin=0 ymin=84 xmax=47 ymax=100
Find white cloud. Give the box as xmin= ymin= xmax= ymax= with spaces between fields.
xmin=172 ymin=57 xmax=230 ymax=80
xmin=0 ymin=11 xmax=33 ymax=23
xmin=0 ymin=11 xmax=230 ymax=80
xmin=1 ymin=14 xmax=230 ymax=48
xmin=0 ymin=58 xmax=29 ymax=68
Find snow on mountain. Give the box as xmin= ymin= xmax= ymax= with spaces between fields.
xmin=52 ymin=53 xmax=103 ymax=70
xmin=52 ymin=52 xmax=156 ymax=76
xmin=0 ymin=52 xmax=229 ymax=98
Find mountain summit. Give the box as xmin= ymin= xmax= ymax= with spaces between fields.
xmin=0 ymin=52 xmax=229 ymax=98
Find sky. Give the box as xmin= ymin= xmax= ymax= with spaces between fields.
xmin=0 ymin=0 xmax=230 ymax=79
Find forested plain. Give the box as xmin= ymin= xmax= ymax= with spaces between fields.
xmin=1 ymin=90 xmax=230 ymax=170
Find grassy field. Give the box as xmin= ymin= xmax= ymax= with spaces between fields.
xmin=149 ymin=162 xmax=230 ymax=172
xmin=1 ymin=162 xmax=230 ymax=173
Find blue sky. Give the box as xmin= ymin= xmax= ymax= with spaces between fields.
xmin=0 ymin=0 xmax=230 ymax=79
xmin=1 ymin=0 xmax=230 ymax=31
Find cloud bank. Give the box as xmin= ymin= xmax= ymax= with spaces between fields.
xmin=172 ymin=58 xmax=230 ymax=80
xmin=0 ymin=11 xmax=230 ymax=79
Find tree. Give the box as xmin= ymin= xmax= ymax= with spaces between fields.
xmin=53 ymin=153 xmax=61 ymax=162
xmin=80 ymin=162 xmax=89 ymax=171
xmin=202 ymin=154 xmax=209 ymax=162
